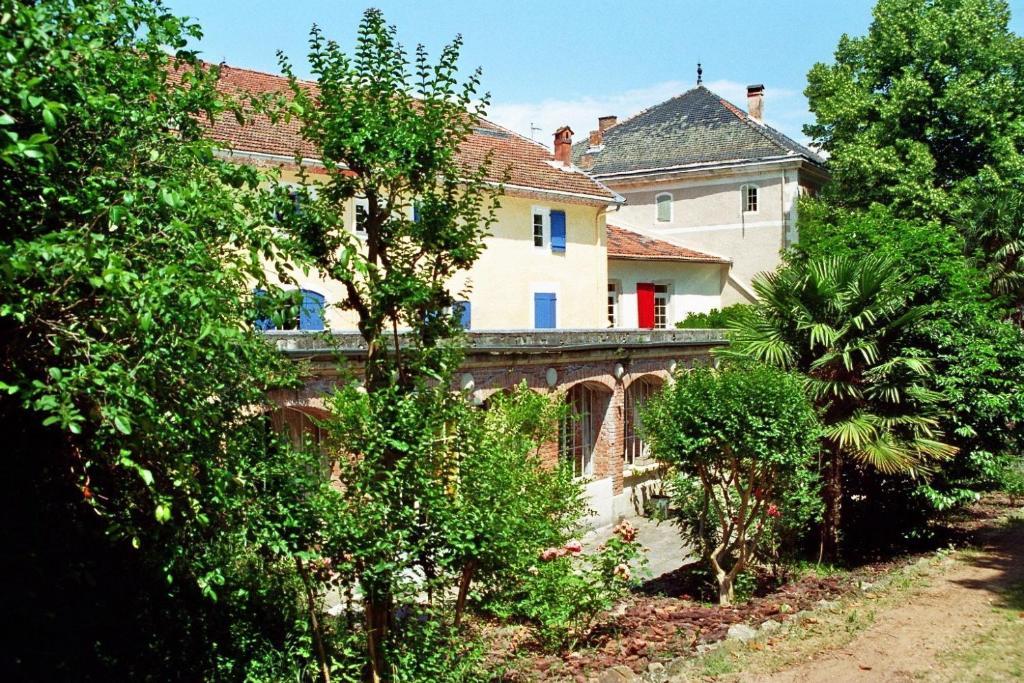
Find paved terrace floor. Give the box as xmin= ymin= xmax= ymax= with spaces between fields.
xmin=583 ymin=513 xmax=695 ymax=580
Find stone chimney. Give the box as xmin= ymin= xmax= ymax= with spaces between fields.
xmin=598 ymin=115 xmax=617 ymax=132
xmin=553 ymin=126 xmax=573 ymax=165
xmin=747 ymin=84 xmax=765 ymax=123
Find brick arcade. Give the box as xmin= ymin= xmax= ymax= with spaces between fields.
xmin=267 ymin=329 xmax=726 ymax=528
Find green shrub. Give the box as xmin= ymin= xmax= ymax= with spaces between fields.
xmin=1002 ymin=457 xmax=1024 ymax=506
xmin=644 ymin=361 xmax=822 ymax=605
xmin=676 ymin=304 xmax=751 ymax=329
xmin=487 ymin=520 xmax=646 ymax=650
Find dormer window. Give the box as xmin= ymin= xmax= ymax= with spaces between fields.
xmin=742 ymin=184 xmax=759 ymax=213
xmin=656 ymin=193 xmax=673 ymax=222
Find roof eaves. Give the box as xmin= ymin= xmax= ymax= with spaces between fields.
xmin=609 ymin=253 xmax=729 ymax=264
xmin=591 ymin=154 xmax=805 ymax=181
xmin=496 ymin=181 xmax=622 ymax=205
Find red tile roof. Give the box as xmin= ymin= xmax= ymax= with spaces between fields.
xmin=185 ymin=63 xmax=617 ymax=203
xmin=607 ymin=225 xmax=729 ymax=263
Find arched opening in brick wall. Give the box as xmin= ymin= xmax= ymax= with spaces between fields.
xmin=623 ymin=375 xmax=664 ymax=468
xmin=270 ymin=406 xmax=330 ymax=452
xmin=560 ymin=382 xmax=611 ymax=478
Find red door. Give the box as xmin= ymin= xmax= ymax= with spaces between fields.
xmin=637 ymin=282 xmax=655 ymax=329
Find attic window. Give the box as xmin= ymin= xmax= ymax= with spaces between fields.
xmin=742 ymin=185 xmax=759 ymax=213
xmin=656 ymin=193 xmax=673 ymax=222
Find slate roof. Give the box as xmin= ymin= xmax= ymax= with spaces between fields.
xmin=572 ymin=86 xmax=825 ymax=177
xmin=187 ymin=63 xmax=618 ymax=202
xmin=607 ymin=225 xmax=728 ymax=264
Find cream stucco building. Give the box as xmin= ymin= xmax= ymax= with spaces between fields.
xmin=205 ymin=65 xmax=629 ymax=333
xmin=197 ymin=61 xmax=806 ymax=528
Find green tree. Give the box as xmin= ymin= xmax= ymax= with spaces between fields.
xmin=805 ymin=0 xmax=1024 ymax=221
xmin=963 ymin=179 xmax=1024 ymax=318
xmin=797 ymin=202 xmax=1024 ymax=519
xmin=1 ymin=0 xmax=328 ymax=678
xmin=643 ymin=362 xmax=821 ymax=605
xmin=275 ymin=10 xmax=506 ymax=680
xmin=675 ymin=303 xmax=751 ymax=330
xmin=724 ymin=255 xmax=956 ymax=559
xmin=447 ymin=386 xmax=587 ymax=627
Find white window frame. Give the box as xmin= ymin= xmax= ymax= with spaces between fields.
xmin=560 ymin=384 xmax=603 ymax=478
xmin=531 ymin=205 xmax=550 ymax=249
xmin=653 ymin=283 xmax=671 ymax=329
xmin=607 ymin=281 xmax=620 ymax=328
xmin=624 ymin=378 xmax=659 ymax=468
xmin=353 ymin=196 xmax=369 ymax=238
xmin=655 ymin=192 xmax=673 ymax=223
xmin=741 ymin=184 xmax=759 ymax=214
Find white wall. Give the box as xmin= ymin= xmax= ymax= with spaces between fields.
xmin=608 ymin=260 xmax=725 ymax=328
xmin=607 ymin=163 xmax=817 ymax=305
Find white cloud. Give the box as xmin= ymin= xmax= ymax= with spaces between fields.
xmin=485 ymin=79 xmax=812 ymax=148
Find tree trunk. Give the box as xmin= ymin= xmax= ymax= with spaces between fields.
xmin=454 ymin=560 xmax=476 ymax=628
xmin=717 ymin=574 xmax=734 ymax=606
xmin=821 ymin=444 xmax=844 ymax=563
xmin=364 ymin=589 xmax=392 ymax=683
xmin=296 ymin=559 xmax=331 ymax=683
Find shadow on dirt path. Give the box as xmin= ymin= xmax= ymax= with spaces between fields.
xmin=744 ymin=518 xmax=1024 ymax=682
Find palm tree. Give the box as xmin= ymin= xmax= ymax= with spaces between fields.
xmin=965 ymin=188 xmax=1024 ymax=323
xmin=723 ymin=255 xmax=956 ymax=560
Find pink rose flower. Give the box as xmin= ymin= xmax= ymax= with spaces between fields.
xmin=564 ymin=540 xmax=583 ymax=555
xmin=767 ymin=503 xmax=781 ymax=518
xmin=613 ymin=563 xmax=631 ymax=581
xmin=613 ymin=520 xmax=637 ymax=542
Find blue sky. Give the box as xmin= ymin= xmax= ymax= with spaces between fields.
xmin=167 ymin=0 xmax=1024 ymax=145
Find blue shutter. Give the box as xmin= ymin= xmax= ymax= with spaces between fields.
xmin=412 ymin=201 xmax=421 ymax=223
xmin=456 ymin=301 xmax=472 ymax=329
xmin=534 ymin=293 xmax=556 ymax=329
xmin=550 ymin=210 xmax=566 ymax=252
xmin=299 ymin=290 xmax=325 ymax=331
xmin=253 ymin=289 xmax=275 ymax=331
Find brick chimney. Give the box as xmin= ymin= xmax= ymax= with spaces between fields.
xmin=747 ymin=84 xmax=764 ymax=123
xmin=553 ymin=126 xmax=573 ymax=165
xmin=598 ymin=115 xmax=617 ymax=132
xmin=589 ymin=129 xmax=602 ymax=147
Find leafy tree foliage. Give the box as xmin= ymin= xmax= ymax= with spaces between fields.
xmin=271 ymin=11 xmax=607 ymax=680
xmin=0 ymin=0 xmax=332 ymax=679
xmin=963 ymin=179 xmax=1024 ymax=317
xmin=675 ymin=303 xmax=751 ymax=330
xmin=643 ymin=362 xmax=821 ymax=605
xmin=278 ymin=11 xmax=500 ymax=392
xmin=795 ymin=202 xmax=1024 ymax=535
xmin=724 ymin=255 xmax=955 ymax=559
xmin=801 ymin=0 xmax=1024 ymax=546
xmin=805 ymin=0 xmax=1024 ymax=221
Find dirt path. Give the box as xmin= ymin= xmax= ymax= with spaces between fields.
xmin=743 ymin=521 xmax=1024 ymax=683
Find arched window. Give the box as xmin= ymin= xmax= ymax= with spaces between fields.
xmin=655 ymin=193 xmax=673 ymax=222
xmin=624 ymin=376 xmax=663 ymax=467
xmin=741 ymin=184 xmax=759 ymax=213
xmin=559 ymin=383 xmax=608 ymax=477
xmin=271 ymin=407 xmax=328 ymax=451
